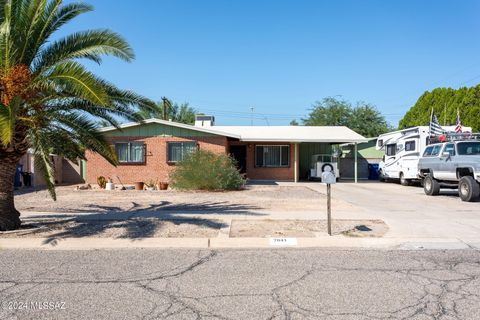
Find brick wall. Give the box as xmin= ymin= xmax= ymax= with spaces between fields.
xmin=228 ymin=141 xmax=295 ymax=181
xmin=85 ymin=136 xmax=228 ymax=184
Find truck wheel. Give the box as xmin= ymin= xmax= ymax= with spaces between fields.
xmin=458 ymin=176 xmax=480 ymax=202
xmin=399 ymin=173 xmax=410 ymax=186
xmin=424 ymin=175 xmax=440 ymax=196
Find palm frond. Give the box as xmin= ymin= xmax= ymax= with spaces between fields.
xmin=22 ymin=1 xmax=93 ymax=65
xmin=37 ymin=60 xmax=110 ymax=105
xmin=29 ymin=127 xmax=57 ymax=200
xmin=0 ymin=97 xmax=18 ymax=146
xmin=52 ymin=111 xmax=117 ymax=165
xmin=33 ymin=29 xmax=134 ymax=71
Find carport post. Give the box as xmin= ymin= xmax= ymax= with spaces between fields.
xmin=354 ymin=142 xmax=358 ymax=183
xmin=294 ymin=143 xmax=299 ymax=183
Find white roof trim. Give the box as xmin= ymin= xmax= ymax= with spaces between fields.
xmin=98 ymin=119 xmax=368 ymax=144
xmin=97 ymin=118 xmax=241 ymax=139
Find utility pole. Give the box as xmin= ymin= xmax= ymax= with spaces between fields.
xmin=250 ymin=107 xmax=254 ymax=126
xmin=161 ymin=97 xmax=169 ymax=120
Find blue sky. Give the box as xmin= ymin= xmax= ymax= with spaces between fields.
xmin=61 ymin=0 xmax=480 ymax=126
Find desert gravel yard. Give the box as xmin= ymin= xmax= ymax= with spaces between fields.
xmin=230 ymin=219 xmax=388 ymax=237
xmin=6 ymin=184 xmax=385 ymax=240
xmin=15 ymin=185 xmax=328 ymax=213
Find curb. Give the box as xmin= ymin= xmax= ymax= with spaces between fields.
xmin=1 ymin=237 xmax=479 ymax=250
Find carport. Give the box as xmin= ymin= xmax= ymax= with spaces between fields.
xmin=215 ymin=125 xmax=368 ymax=182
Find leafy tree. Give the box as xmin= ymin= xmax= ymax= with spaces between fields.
xmin=138 ymin=99 xmax=197 ymax=125
xmin=303 ymin=97 xmax=352 ymax=127
xmin=289 ymin=119 xmax=299 ymax=126
xmin=350 ymin=103 xmax=393 ymax=138
xmin=0 ymin=0 xmax=155 ymax=230
xmin=302 ymin=97 xmax=392 ymax=137
xmin=399 ymin=86 xmax=480 ymax=132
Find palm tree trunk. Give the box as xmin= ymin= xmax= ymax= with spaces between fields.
xmin=0 ymin=157 xmax=21 ymax=231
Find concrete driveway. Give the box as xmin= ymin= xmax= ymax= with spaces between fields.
xmin=302 ymin=181 xmax=480 ymax=241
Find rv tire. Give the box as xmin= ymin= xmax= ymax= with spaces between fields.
xmin=424 ymin=175 xmax=440 ymax=196
xmin=399 ymin=173 xmax=410 ymax=186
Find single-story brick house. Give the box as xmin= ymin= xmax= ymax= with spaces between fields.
xmin=85 ymin=117 xmax=367 ymax=184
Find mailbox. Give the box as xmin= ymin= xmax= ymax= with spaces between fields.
xmin=321 ymin=168 xmax=336 ymax=184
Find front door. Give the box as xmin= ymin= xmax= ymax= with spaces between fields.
xmin=229 ymin=145 xmax=247 ymax=174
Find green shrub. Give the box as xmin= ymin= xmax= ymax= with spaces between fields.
xmin=170 ymin=150 xmax=245 ymax=190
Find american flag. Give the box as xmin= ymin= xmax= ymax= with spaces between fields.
xmin=429 ymin=109 xmax=444 ymax=136
xmin=455 ymin=109 xmax=462 ymax=133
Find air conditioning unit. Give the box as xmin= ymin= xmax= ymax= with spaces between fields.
xmin=308 ymin=154 xmax=340 ymax=181
xmin=195 ymin=115 xmax=215 ymax=127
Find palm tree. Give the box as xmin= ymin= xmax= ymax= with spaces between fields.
xmin=0 ymin=0 xmax=155 ymax=230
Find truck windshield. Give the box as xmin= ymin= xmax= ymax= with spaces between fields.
xmin=457 ymin=142 xmax=480 ymax=155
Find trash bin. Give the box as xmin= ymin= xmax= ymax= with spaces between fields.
xmin=21 ymin=172 xmax=32 ymax=187
xmin=368 ymin=163 xmax=380 ymax=180
xmin=15 ymin=164 xmax=23 ymax=188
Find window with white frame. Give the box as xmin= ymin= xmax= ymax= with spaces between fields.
xmin=115 ymin=142 xmax=145 ymax=164
xmin=255 ymin=145 xmax=290 ymax=167
xmin=167 ymin=141 xmax=197 ymax=163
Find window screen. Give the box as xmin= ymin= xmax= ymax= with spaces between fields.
xmin=255 ymin=145 xmax=290 ymax=167
xmin=167 ymin=142 xmax=197 ymax=162
xmin=115 ymin=142 xmax=145 ymax=163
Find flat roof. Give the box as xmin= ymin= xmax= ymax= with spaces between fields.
xmin=214 ymin=125 xmax=368 ymax=143
xmin=98 ymin=119 xmax=368 ymax=143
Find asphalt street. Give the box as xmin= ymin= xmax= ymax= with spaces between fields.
xmin=1 ymin=248 xmax=479 ymax=320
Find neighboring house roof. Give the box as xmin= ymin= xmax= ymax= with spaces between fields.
xmin=214 ymin=126 xmax=368 ymax=143
xmin=98 ymin=118 xmax=368 ymax=143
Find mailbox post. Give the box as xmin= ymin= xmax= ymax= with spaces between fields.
xmin=321 ymin=166 xmax=336 ymax=236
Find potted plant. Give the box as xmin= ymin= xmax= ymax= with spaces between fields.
xmin=134 ymin=181 xmax=144 ymax=191
xmin=105 ymin=177 xmax=114 ymax=190
xmin=158 ymin=181 xmax=169 ymax=190
xmin=145 ymin=179 xmax=156 ymax=191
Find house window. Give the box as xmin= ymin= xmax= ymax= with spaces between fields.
xmin=115 ymin=142 xmax=145 ymax=164
xmin=255 ymin=145 xmax=290 ymax=167
xmin=386 ymin=144 xmax=396 ymax=156
xmin=167 ymin=141 xmax=197 ymax=163
xmin=405 ymin=141 xmax=416 ymax=152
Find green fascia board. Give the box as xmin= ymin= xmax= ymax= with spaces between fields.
xmin=103 ymin=122 xmax=216 ymax=137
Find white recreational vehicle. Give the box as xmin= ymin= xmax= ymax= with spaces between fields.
xmin=376 ymin=125 xmax=471 ymax=185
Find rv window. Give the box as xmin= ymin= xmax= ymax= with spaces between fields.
xmin=405 ymin=141 xmax=416 ymax=152
xmin=378 ymin=139 xmax=384 ymax=147
xmin=423 ymin=146 xmax=433 ymax=157
xmin=386 ymin=144 xmax=396 ymax=156
xmin=431 ymin=145 xmax=442 ymax=156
